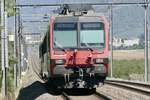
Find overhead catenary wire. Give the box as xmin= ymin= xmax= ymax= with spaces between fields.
xmin=16 ymin=2 xmax=147 ymax=7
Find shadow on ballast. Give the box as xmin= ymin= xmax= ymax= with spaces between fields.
xmin=17 ymin=81 xmax=47 ymax=100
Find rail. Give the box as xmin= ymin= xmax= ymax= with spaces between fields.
xmin=105 ymin=78 xmax=150 ymax=96
xmin=61 ymin=92 xmax=72 ymax=100
xmin=94 ymin=91 xmax=112 ymax=100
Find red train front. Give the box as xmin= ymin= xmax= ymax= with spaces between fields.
xmin=39 ymin=15 xmax=109 ymax=89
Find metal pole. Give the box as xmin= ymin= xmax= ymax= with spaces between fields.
xmin=4 ymin=12 xmax=8 ymax=69
xmin=21 ymin=20 xmax=24 ymax=72
xmin=1 ymin=0 xmax=7 ymax=98
xmin=144 ymin=0 xmax=149 ymax=82
xmin=1 ymin=0 xmax=5 ymax=71
xmin=20 ymin=22 xmax=23 ymax=73
xmin=17 ymin=8 xmax=21 ymax=80
xmin=3 ymin=11 xmax=8 ymax=97
xmin=21 ymin=44 xmax=23 ymax=71
xmin=148 ymin=0 xmax=150 ymax=82
xmin=110 ymin=4 xmax=113 ymax=77
xmin=24 ymin=43 xmax=28 ymax=71
xmin=14 ymin=7 xmax=18 ymax=89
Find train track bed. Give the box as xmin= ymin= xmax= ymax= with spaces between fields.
xmin=96 ymin=79 xmax=150 ymax=100
xmin=106 ymin=79 xmax=150 ymax=95
xmin=17 ymin=53 xmax=64 ymax=100
xmin=59 ymin=89 xmax=112 ymax=100
xmin=94 ymin=91 xmax=112 ymax=100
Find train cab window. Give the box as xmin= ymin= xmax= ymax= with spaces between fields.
xmin=80 ymin=22 xmax=105 ymax=49
xmin=53 ymin=23 xmax=77 ymax=49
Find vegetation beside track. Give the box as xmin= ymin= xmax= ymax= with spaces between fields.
xmin=110 ymin=49 xmax=150 ymax=81
xmin=111 ymin=59 xmax=145 ymax=81
xmin=0 ymin=0 xmax=16 ymax=93
xmin=0 ymin=41 xmax=17 ymax=92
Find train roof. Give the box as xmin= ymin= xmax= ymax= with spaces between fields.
xmin=53 ymin=11 xmax=104 ymax=22
xmin=53 ymin=15 xmax=104 ymax=23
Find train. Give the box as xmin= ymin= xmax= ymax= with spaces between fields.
xmin=39 ymin=11 xmax=109 ymax=90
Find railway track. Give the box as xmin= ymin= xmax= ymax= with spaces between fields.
xmin=30 ymin=54 xmax=49 ymax=82
xmin=60 ymin=90 xmax=111 ymax=100
xmin=61 ymin=92 xmax=72 ymax=100
xmin=105 ymin=79 xmax=150 ymax=96
xmin=30 ymin=57 xmax=43 ymax=80
xmin=94 ymin=91 xmax=112 ymax=100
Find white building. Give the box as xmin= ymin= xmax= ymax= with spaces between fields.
xmin=123 ymin=38 xmax=140 ymax=47
xmin=112 ymin=37 xmax=140 ymax=48
xmin=113 ymin=37 xmax=123 ymax=47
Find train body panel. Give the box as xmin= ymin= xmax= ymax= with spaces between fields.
xmin=39 ymin=15 xmax=109 ymax=89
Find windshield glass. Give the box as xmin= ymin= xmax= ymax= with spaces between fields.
xmin=53 ymin=23 xmax=77 ymax=48
xmin=80 ymin=22 xmax=105 ymax=48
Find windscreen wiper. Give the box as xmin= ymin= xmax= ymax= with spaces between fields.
xmin=54 ymin=41 xmax=67 ymax=53
xmin=84 ymin=43 xmax=93 ymax=52
xmin=84 ymin=43 xmax=103 ymax=54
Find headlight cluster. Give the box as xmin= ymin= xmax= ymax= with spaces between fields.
xmin=94 ymin=58 xmax=109 ymax=64
xmin=55 ymin=59 xmax=66 ymax=65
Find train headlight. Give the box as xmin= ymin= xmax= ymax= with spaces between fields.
xmin=94 ymin=58 xmax=109 ymax=64
xmin=55 ymin=59 xmax=65 ymax=65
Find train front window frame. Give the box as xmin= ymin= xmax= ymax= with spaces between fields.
xmin=79 ymin=22 xmax=105 ymax=49
xmin=53 ymin=23 xmax=78 ymax=49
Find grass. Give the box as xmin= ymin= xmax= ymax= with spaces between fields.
xmin=110 ymin=59 xmax=145 ymax=80
xmin=110 ymin=49 xmax=150 ymax=81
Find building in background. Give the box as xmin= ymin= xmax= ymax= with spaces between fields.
xmin=112 ymin=37 xmax=140 ymax=49
xmin=123 ymin=38 xmax=140 ymax=47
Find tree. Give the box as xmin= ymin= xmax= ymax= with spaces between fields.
xmin=5 ymin=0 xmax=16 ymax=17
xmin=0 ymin=0 xmax=15 ymax=31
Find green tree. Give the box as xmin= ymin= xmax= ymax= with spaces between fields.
xmin=0 ymin=0 xmax=16 ymax=31
xmin=5 ymin=0 xmax=16 ymax=17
